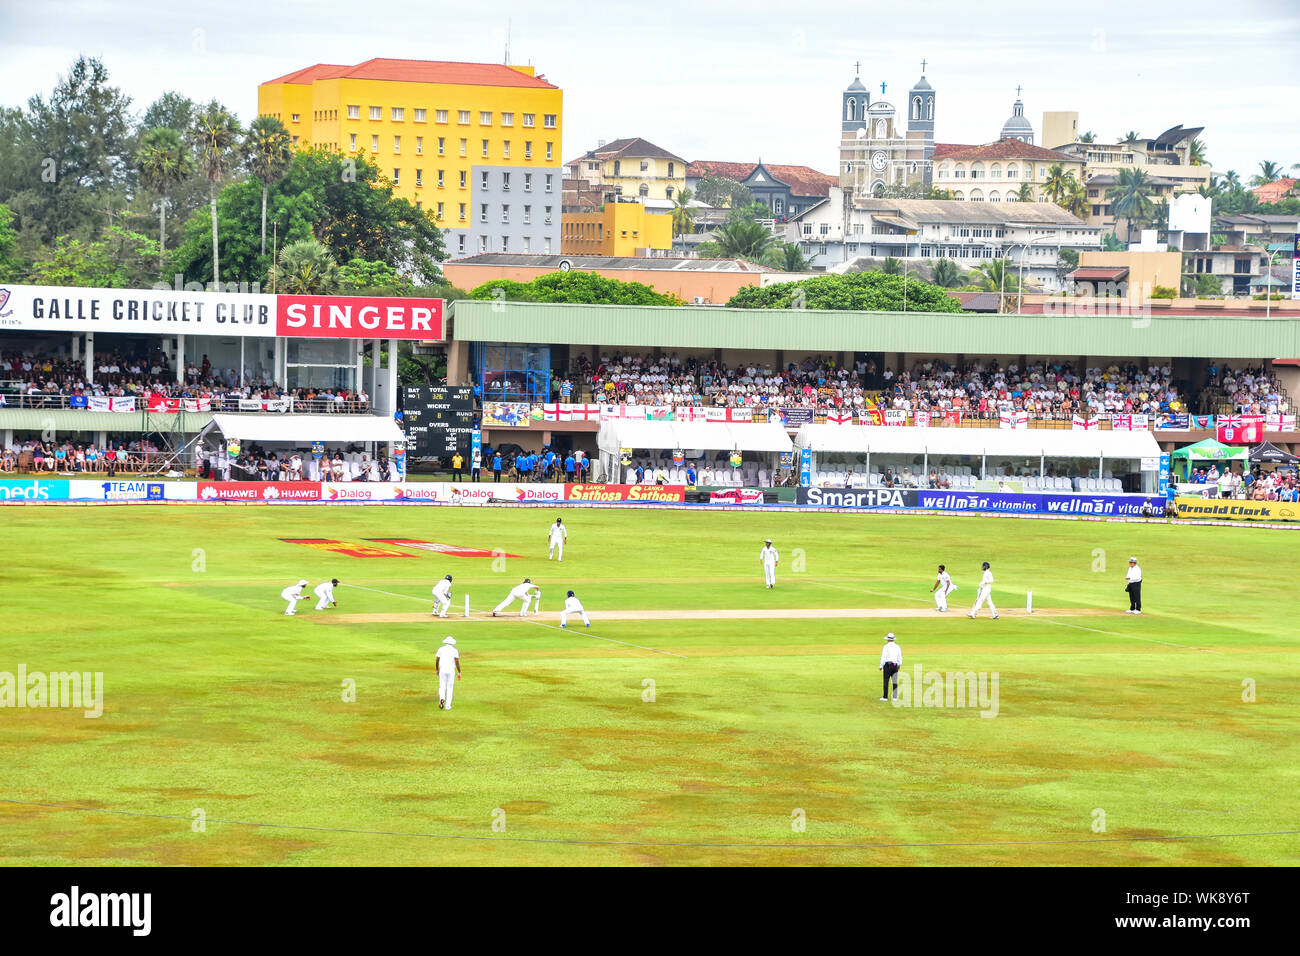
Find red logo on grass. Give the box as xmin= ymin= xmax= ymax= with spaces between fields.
xmin=368 ymin=539 xmax=521 ymax=558
xmin=281 ymin=539 xmax=415 ymax=557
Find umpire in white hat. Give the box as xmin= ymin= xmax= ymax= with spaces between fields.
xmin=878 ymin=633 xmax=902 ymax=701
xmin=1124 ymin=556 xmax=1143 ymax=614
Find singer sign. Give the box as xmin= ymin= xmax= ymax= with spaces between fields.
xmin=276 ymin=295 xmax=444 ymax=340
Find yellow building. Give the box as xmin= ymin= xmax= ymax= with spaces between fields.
xmin=931 ymin=139 xmax=1085 ymax=202
xmin=561 ymin=201 xmax=673 ymax=256
xmin=563 ymin=137 xmax=686 ymax=202
xmin=258 ymin=58 xmax=564 ymax=257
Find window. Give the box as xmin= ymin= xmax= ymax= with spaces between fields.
xmin=501 ymin=112 xmax=513 ymax=127
xmin=457 ymin=234 xmax=465 ymax=253
xmin=639 ymin=183 xmax=649 ymax=197
xmin=502 ymin=205 xmax=510 ymax=223
xmin=393 ymin=135 xmax=401 ymax=154
xmin=291 ymin=113 xmax=300 ymax=122
xmin=545 ymin=174 xmax=553 ymax=193
xmin=414 ymin=108 xmax=426 ymax=122
xmin=437 ymin=169 xmax=444 ymax=188
xmin=347 ymin=104 xmax=360 ymax=119
xmin=393 ymin=168 xmax=400 ymax=185
xmin=459 ymin=202 xmax=466 ymax=220
xmin=525 ymin=140 xmax=532 ymax=159
xmin=437 ymin=136 xmax=445 ymax=156
xmin=613 ymin=160 xmax=621 ymax=176
xmin=481 ymin=171 xmax=490 ymax=190
xmin=544 ymin=114 xmax=556 ymax=128
xmin=459 ymin=138 xmax=467 ymax=157
xmin=415 ymin=200 xmax=421 ymax=210
xmin=1039 ymin=166 xmax=1047 ymax=177
xmin=415 ymin=136 xmax=423 ymax=154
xmin=291 ymin=135 xmax=298 ymax=145
xmin=458 ymin=110 xmax=470 ymax=124
xmin=523 ymin=236 xmax=531 ymax=253
xmin=503 ymin=140 xmax=510 ymax=159
xmin=546 ymin=141 xmax=553 ymax=161
xmin=480 ymin=203 xmax=488 ymax=223
xmin=502 ymin=236 xmax=509 ymax=252
xmin=480 ymin=111 xmax=492 ymax=125
xmin=820 ymin=224 xmax=830 ymax=235
xmin=371 ymin=134 xmax=379 ymax=153
xmin=436 ymin=109 xmax=448 ymax=124
xmin=524 ymin=172 xmax=533 ymax=191
xmin=991 ymin=164 xmax=1001 ymax=179
xmin=459 ymin=170 xmax=467 ymax=188
xmin=370 ymin=106 xmax=382 ymax=120
xmin=668 ymin=161 xmax=674 ymax=178
xmin=666 ymin=186 xmax=674 ymax=199
xmin=392 ymin=107 xmax=404 ymax=121
xmin=481 ymin=139 xmax=489 ymax=157
xmin=544 ymin=237 xmax=551 ymax=254
xmin=640 ymin=160 xmax=649 ymax=172
xmin=953 ymin=168 xmax=966 ymax=179
xmin=502 ymin=172 xmax=511 ymax=191
xmin=523 ymin=205 xmax=531 ymax=224
xmin=416 ymin=169 xmax=423 ymax=186
xmin=479 ymin=235 xmax=488 ymax=253
xmin=349 ymin=133 xmax=357 ymax=151
xmin=544 ymin=205 xmax=552 ymax=224
xmin=522 ymin=113 xmax=535 ymax=127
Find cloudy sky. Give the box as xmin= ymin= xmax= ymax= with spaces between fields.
xmin=3 ymin=0 xmax=1298 ymax=180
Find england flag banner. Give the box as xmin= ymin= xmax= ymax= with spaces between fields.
xmin=87 ymin=396 xmax=136 ymax=412
xmin=1266 ymin=413 xmax=1296 ymax=432
xmin=1110 ymin=414 xmax=1147 ymax=431
xmin=999 ymin=410 xmax=1028 ymax=430
xmin=1072 ymin=415 xmax=1099 ymax=431
xmin=825 ymin=412 xmax=854 ymax=426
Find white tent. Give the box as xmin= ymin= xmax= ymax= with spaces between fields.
xmin=208 ymin=413 xmax=405 ymax=444
xmin=795 ymin=424 xmax=1160 ymax=460
xmin=598 ymin=419 xmax=792 ymax=455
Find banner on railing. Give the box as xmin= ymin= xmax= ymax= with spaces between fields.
xmin=825 ymin=412 xmax=854 ymax=426
xmin=1216 ymin=415 xmax=1264 ymax=444
xmin=882 ymin=409 xmax=908 ymax=426
xmin=1156 ymin=413 xmax=1189 ymax=430
xmin=999 ymin=411 xmax=1028 ymax=430
xmin=1110 ymin=414 xmax=1148 ymax=431
xmin=482 ymin=402 xmax=532 ymax=427
xmin=1191 ymin=414 xmax=1215 ymax=429
xmin=87 ymin=396 xmax=136 ymax=412
xmin=147 ymin=393 xmax=213 ymax=413
xmin=1072 ymin=416 xmax=1098 ymax=431
xmin=913 ymin=410 xmax=931 ymax=428
xmin=1266 ymin=414 xmax=1296 ymax=432
xmin=237 ymin=398 xmax=289 ymax=413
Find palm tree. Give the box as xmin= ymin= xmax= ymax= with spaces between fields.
xmin=1120 ymin=130 xmax=1141 ymax=146
xmin=972 ymin=259 xmax=1021 ymax=310
xmin=929 ymin=258 xmax=964 ymax=288
xmin=1042 ymin=163 xmax=1074 ymax=204
xmin=191 ymin=102 xmax=242 ymax=285
xmin=710 ymin=220 xmax=776 ymax=261
xmin=1188 ymin=139 xmax=1207 ymax=166
xmin=1060 ymin=178 xmax=1088 ymax=218
xmin=241 ymin=116 xmax=293 ymax=255
xmin=268 ymin=239 xmax=338 ymax=294
xmin=1222 ymin=169 xmax=1241 ymax=190
xmin=1015 ymin=182 xmax=1035 ymax=202
xmin=1251 ymin=160 xmax=1282 ymax=186
xmin=134 ymin=127 xmax=194 ymax=268
xmin=1198 ymin=177 xmax=1223 ymax=200
xmin=1078 ymin=131 xmax=1096 ymax=143
xmin=1106 ymin=167 xmax=1155 ymax=242
xmin=670 ymin=188 xmax=695 ymax=237
xmin=880 ymin=257 xmax=903 ymax=275
xmin=762 ymin=242 xmax=809 ymax=272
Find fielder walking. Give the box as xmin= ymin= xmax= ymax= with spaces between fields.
xmin=548 ymin=517 xmax=568 ymax=561
xmin=968 ymin=562 xmax=999 ymax=619
xmin=560 ymin=589 xmax=590 ymax=628
xmin=493 ymin=578 xmax=539 ymax=617
xmin=879 ymin=632 xmax=902 ymax=702
xmin=313 ymin=578 xmax=339 ymax=610
xmin=431 ymin=574 xmax=453 ymax=617
xmin=930 ymin=564 xmax=956 ymax=612
xmin=1125 ymin=556 xmax=1143 ymax=614
xmin=281 ymin=579 xmax=307 ymax=616
xmin=760 ymin=538 xmax=779 ymax=589
xmin=436 ymin=636 xmax=461 ymax=710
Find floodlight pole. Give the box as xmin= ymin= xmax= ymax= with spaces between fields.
xmin=1266 ymin=249 xmax=1282 ymax=320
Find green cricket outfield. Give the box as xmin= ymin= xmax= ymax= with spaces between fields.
xmin=0 ymin=504 xmax=1296 ymax=866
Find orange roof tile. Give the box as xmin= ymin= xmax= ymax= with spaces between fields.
xmin=932 ymin=139 xmax=1079 ymax=162
xmin=262 ymin=58 xmax=558 ymax=89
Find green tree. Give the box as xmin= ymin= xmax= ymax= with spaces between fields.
xmin=268 ymin=238 xmax=338 ymax=293
xmin=1119 ymin=130 xmax=1141 ymax=145
xmin=1015 ymin=182 xmax=1035 ymax=202
xmin=1101 ymin=232 xmax=1125 ymax=251
xmin=141 ymin=92 xmax=197 ymax=135
xmin=1106 ymin=167 xmax=1155 ymax=241
xmin=670 ymin=187 xmax=695 ymax=237
xmin=0 ymin=203 xmax=20 ymax=281
xmin=1042 ymin=163 xmax=1074 ymax=204
xmin=467 ymin=270 xmax=681 ymax=305
xmin=694 ymin=176 xmax=753 ymax=209
xmin=337 ymin=257 xmax=414 ymax=294
xmin=29 ymin=225 xmax=160 ymax=287
xmin=929 ymin=257 xmax=965 ymax=288
xmin=726 ymin=270 xmax=962 ymax=312
xmin=191 ymin=102 xmax=242 ymax=285
xmin=1193 ymin=273 xmax=1223 ymax=296
xmin=880 ymin=256 xmax=903 ymax=274
xmin=762 ymin=242 xmax=809 ymax=272
xmin=1251 ymin=161 xmax=1282 ymax=186
xmin=926 ymin=186 xmax=955 ymax=200
xmin=703 ymin=219 xmax=776 ymax=260
xmin=1188 ymin=139 xmax=1207 ymax=166
xmin=242 ymin=116 xmax=293 ymax=255
xmin=1060 ymin=178 xmax=1089 ymax=218
xmin=971 ymin=259 xmax=1022 ymax=296
xmin=135 ymin=127 xmax=194 ymax=267
xmin=1055 ymin=248 xmax=1079 ymax=279
xmin=1222 ymin=169 xmax=1241 ymax=190
xmin=1078 ymin=131 xmax=1096 ymax=143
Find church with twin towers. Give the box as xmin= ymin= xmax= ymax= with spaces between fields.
xmin=839 ymin=61 xmax=936 ymax=195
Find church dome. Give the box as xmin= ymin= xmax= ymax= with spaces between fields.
xmin=847 ymin=76 xmax=866 ymax=92
xmin=912 ymin=75 xmax=932 ymax=91
xmin=1000 ymin=97 xmax=1034 ymax=142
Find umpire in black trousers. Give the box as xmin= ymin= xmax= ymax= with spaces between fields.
xmin=878 ymin=632 xmax=902 ymax=701
xmin=1125 ymin=557 xmax=1143 ymax=614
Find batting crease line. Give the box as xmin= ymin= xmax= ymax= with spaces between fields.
xmin=1028 ymin=615 xmax=1206 ymax=650
xmin=1 ymin=800 xmax=1293 ymax=851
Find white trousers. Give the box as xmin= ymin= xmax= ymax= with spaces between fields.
xmin=284 ymin=597 xmax=299 ymax=615
xmin=972 ymin=587 xmax=997 ymax=615
xmin=494 ymin=594 xmax=530 ymax=616
xmin=935 ymin=589 xmax=947 ymax=611
xmin=561 ymin=607 xmax=590 ymax=627
xmin=549 ymin=539 xmax=564 ymax=560
xmin=763 ymin=562 xmax=777 ymax=587
xmin=438 ymin=670 xmax=456 ymax=708
xmin=432 ymin=594 xmax=451 ymax=616
xmin=315 ymin=596 xmax=330 ymax=610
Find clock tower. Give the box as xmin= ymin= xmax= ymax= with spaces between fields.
xmin=838 ymin=66 xmax=934 ymax=197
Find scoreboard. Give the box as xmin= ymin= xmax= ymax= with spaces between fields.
xmin=401 ymin=386 xmax=476 ymax=457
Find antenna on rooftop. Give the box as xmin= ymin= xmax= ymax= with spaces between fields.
xmin=504 ymin=19 xmax=511 ymax=65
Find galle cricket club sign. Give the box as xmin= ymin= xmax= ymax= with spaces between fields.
xmin=0 ymin=284 xmax=445 ymax=341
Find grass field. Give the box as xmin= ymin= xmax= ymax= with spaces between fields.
xmin=1 ymin=504 xmax=1297 ymax=866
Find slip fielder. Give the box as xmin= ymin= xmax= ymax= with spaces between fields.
xmin=431 ymin=574 xmax=453 ymax=617
xmin=760 ymin=538 xmax=779 ymax=589
xmin=560 ymin=589 xmax=590 ymax=628
xmin=548 ymin=517 xmax=567 ymax=561
xmin=313 ymin=578 xmax=339 ymax=610
xmin=968 ymin=561 xmax=999 ymax=619
xmin=281 ymin=579 xmax=308 ymax=616
xmin=930 ymin=564 xmax=956 ymax=612
xmin=493 ymin=578 xmax=540 ymax=617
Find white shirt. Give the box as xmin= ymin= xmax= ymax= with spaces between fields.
xmin=880 ymin=642 xmax=902 ymax=667
xmin=313 ymin=582 xmax=334 ymax=603
xmin=760 ymin=545 xmax=779 ymax=566
xmin=564 ymin=595 xmax=584 ymax=612
xmin=435 ymin=644 xmax=459 ymax=675
xmin=549 ymin=522 xmax=567 ymax=542
xmin=937 ymin=570 xmax=953 ymax=593
xmin=432 ymin=579 xmax=452 ymax=600
xmin=1126 ymin=564 xmax=1142 ymax=583
xmin=510 ymin=582 xmax=536 ymax=600
xmin=281 ymin=584 xmax=304 ymax=600
xmin=979 ymin=569 xmax=994 ymax=589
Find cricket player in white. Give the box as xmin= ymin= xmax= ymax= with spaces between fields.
xmin=281 ymin=579 xmax=307 ymax=616
xmin=548 ymin=518 xmax=567 ymax=561
xmin=436 ymin=636 xmax=460 ymax=710
xmin=879 ymin=632 xmax=902 ymax=701
xmin=760 ymin=538 xmax=779 ymax=589
xmin=560 ymin=589 xmax=590 ymax=628
xmin=930 ymin=564 xmax=956 ymax=611
xmin=969 ymin=561 xmax=999 ymax=619
xmin=493 ymin=578 xmax=539 ymax=617
xmin=313 ymin=578 xmax=339 ymax=610
xmin=431 ymin=574 xmax=453 ymax=617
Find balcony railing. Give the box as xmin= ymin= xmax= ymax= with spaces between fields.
xmin=0 ymin=392 xmax=372 ymax=415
